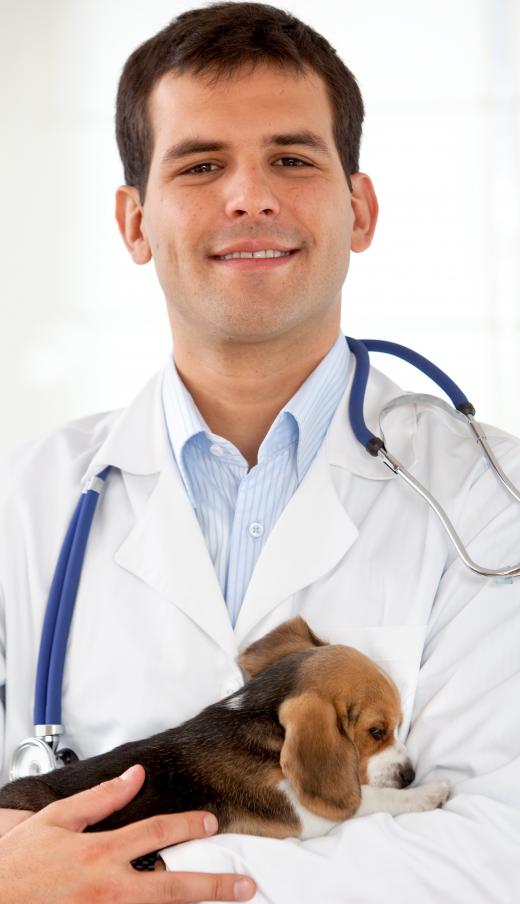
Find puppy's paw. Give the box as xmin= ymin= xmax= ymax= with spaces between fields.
xmin=408 ymin=780 xmax=451 ymax=811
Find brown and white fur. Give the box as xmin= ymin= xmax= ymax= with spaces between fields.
xmin=0 ymin=618 xmax=450 ymax=839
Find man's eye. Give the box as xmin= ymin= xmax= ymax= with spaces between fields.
xmin=180 ymin=158 xmax=310 ymax=175
xmin=181 ymin=162 xmax=219 ymax=175
xmin=273 ymin=157 xmax=310 ymax=167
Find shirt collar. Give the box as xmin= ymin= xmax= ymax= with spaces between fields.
xmin=80 ymin=353 xmax=417 ymax=489
xmin=161 ymin=356 xmax=211 ymax=506
xmin=276 ymin=330 xmax=351 ymax=479
xmin=161 ymin=331 xmax=351 ymax=502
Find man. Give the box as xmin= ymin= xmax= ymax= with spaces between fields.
xmin=1 ymin=3 xmax=519 ymax=902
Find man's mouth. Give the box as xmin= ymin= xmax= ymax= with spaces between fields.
xmin=213 ymin=249 xmax=295 ymax=260
xmin=210 ymin=248 xmax=300 ymax=268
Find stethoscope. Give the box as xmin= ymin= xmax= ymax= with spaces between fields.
xmin=10 ymin=337 xmax=520 ymax=781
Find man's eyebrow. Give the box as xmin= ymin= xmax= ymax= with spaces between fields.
xmin=159 ymin=130 xmax=332 ymax=166
xmin=269 ymin=131 xmax=332 ymax=158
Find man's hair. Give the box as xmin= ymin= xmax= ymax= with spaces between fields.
xmin=115 ymin=1 xmax=364 ymax=203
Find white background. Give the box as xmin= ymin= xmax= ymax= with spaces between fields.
xmin=1 ymin=0 xmax=519 ymax=457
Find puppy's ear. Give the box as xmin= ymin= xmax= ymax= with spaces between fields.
xmin=279 ymin=692 xmax=361 ymax=821
xmin=238 ymin=617 xmax=326 ymax=677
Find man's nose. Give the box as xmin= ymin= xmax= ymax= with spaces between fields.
xmin=224 ymin=164 xmax=281 ymax=220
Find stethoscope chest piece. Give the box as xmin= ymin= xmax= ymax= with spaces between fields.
xmin=10 ymin=726 xmax=78 ymax=781
xmin=10 ymin=738 xmax=57 ymax=780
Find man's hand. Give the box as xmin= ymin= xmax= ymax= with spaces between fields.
xmin=0 ymin=763 xmax=256 ymax=903
xmin=0 ymin=807 xmax=33 ymax=836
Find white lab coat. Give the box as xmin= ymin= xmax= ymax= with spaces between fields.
xmin=1 ymin=363 xmax=519 ymax=904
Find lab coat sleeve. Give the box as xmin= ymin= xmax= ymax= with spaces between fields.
xmin=159 ymin=459 xmax=520 ymax=903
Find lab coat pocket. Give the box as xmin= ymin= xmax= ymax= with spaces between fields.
xmin=335 ymin=624 xmax=428 ymax=741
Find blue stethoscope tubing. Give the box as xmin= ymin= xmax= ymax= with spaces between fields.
xmin=10 ymin=337 xmax=520 ymax=780
xmin=34 ymin=466 xmax=111 ymax=729
xmin=349 ymin=338 xmax=520 ymax=581
xmin=347 ymin=337 xmax=475 ymax=451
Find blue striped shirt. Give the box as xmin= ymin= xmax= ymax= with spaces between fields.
xmin=161 ymin=331 xmax=351 ymax=626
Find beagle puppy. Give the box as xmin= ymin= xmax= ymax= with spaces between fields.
xmin=0 ymin=617 xmax=450 ymax=840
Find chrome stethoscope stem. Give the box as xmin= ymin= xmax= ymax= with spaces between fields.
xmin=34 ymin=724 xmax=63 ymax=747
xmin=466 ymin=415 xmax=520 ymax=505
xmin=378 ymin=447 xmax=520 ymax=579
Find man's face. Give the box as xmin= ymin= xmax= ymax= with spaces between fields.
xmin=124 ymin=63 xmax=371 ymax=345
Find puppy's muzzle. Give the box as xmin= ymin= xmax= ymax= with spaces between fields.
xmin=366 ymin=738 xmax=416 ymax=789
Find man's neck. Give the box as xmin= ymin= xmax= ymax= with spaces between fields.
xmin=172 ymin=326 xmax=340 ymax=470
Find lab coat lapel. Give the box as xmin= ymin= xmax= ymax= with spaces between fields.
xmin=114 ymin=465 xmax=238 ymax=659
xmin=82 ymin=371 xmax=238 ymax=659
xmin=234 ymin=365 xmax=417 ymax=644
xmin=233 ymin=437 xmax=359 ymax=643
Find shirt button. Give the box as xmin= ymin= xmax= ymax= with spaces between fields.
xmin=209 ymin=444 xmax=224 ymax=456
xmin=249 ymin=522 xmax=264 ymax=538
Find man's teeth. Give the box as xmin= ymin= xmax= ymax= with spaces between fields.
xmin=216 ymin=249 xmax=293 ymax=260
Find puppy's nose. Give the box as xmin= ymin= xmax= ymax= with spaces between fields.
xmin=397 ymin=764 xmax=415 ymax=788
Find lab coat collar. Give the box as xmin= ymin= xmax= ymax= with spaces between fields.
xmin=81 ymin=362 xmax=417 ymax=485
xmin=80 ymin=370 xmax=168 ymax=485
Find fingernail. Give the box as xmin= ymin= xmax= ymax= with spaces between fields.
xmin=203 ymin=813 xmax=218 ymax=834
xmin=120 ymin=765 xmax=139 ymax=781
xmin=234 ymin=878 xmax=255 ymax=900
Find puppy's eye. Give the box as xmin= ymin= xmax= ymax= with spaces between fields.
xmin=369 ymin=727 xmax=385 ymax=740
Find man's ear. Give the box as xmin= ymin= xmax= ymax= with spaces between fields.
xmin=350 ymin=172 xmax=379 ymax=253
xmin=115 ymin=185 xmax=152 ymax=265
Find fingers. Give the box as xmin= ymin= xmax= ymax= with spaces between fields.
xmin=36 ymin=763 xmax=146 ymax=832
xmin=119 ymin=812 xmax=256 ymax=902
xmin=26 ymin=767 xmax=258 ymax=902
xmin=130 ymin=871 xmax=256 ymax=902
xmin=114 ymin=809 xmax=219 ymax=862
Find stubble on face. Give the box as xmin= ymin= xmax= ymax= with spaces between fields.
xmin=142 ymin=64 xmax=353 ymax=359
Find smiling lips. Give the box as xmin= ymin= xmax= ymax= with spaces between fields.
xmin=210 ymin=243 xmax=300 ymax=269
xmin=216 ymin=249 xmax=292 ymax=260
